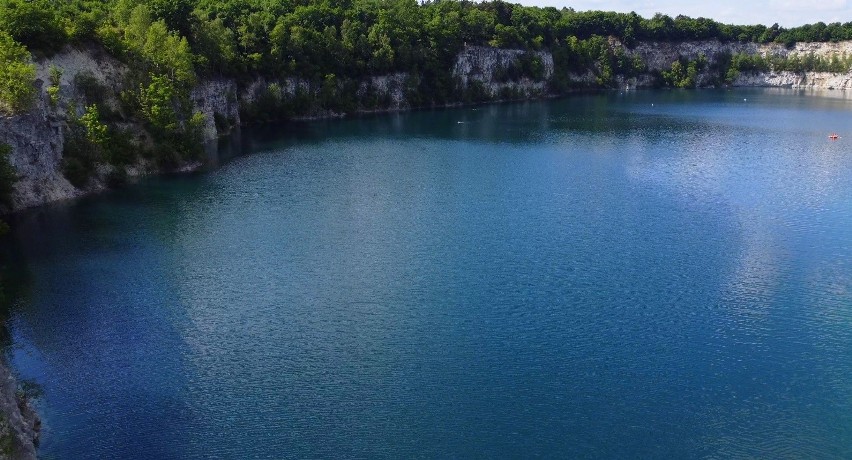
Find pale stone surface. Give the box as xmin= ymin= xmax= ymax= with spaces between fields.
xmin=453 ymin=46 xmax=554 ymax=97
xmin=190 ymin=78 xmax=240 ymax=140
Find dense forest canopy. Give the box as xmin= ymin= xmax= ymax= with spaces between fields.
xmin=2 ymin=0 xmax=852 ymax=81
xmin=1 ymin=0 xmax=852 ymax=207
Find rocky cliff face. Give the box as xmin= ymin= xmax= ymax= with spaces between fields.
xmin=0 ymin=90 xmax=76 ymax=211
xmin=190 ymin=79 xmax=240 ymax=141
xmin=732 ymin=70 xmax=852 ymax=88
xmin=0 ymin=45 xmax=133 ymax=212
xmin=357 ymin=73 xmax=410 ymax=111
xmin=628 ymin=39 xmax=852 ymax=89
xmin=0 ymin=364 xmax=39 ymax=460
xmin=454 ymin=46 xmax=554 ymax=97
xmin=6 ymin=40 xmax=852 ymax=213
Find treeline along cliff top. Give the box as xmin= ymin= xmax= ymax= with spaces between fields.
xmin=3 ymin=0 xmax=852 ymax=214
xmin=3 ymin=0 xmax=852 ymax=95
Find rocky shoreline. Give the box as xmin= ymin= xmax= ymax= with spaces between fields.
xmin=0 ymin=363 xmax=38 ymax=460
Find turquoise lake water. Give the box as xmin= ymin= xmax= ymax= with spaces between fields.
xmin=3 ymin=89 xmax=852 ymax=458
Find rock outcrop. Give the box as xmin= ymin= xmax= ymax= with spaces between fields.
xmin=454 ymin=46 xmax=554 ymax=97
xmin=732 ymin=70 xmax=852 ymax=88
xmin=0 ymin=90 xmax=77 ymax=211
xmin=0 ymin=45 xmax=133 ymax=212
xmin=190 ymin=78 xmax=240 ymax=141
xmin=358 ymin=73 xmax=410 ymax=111
xmin=628 ymin=39 xmax=852 ymax=89
xmin=0 ymin=364 xmax=39 ymax=460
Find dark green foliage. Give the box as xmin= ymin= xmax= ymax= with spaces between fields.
xmin=62 ymin=126 xmax=100 ymax=188
xmin=722 ymin=51 xmax=852 ymax=79
xmin=0 ymin=0 xmax=66 ymax=52
xmin=662 ymin=54 xmax=708 ymax=88
xmin=103 ymin=127 xmax=138 ymax=166
xmin=0 ymin=144 xmax=17 ymax=210
xmin=62 ymin=105 xmax=141 ymax=187
xmin=147 ymin=0 xmax=195 ymax=38
xmin=495 ymin=52 xmax=546 ymax=83
xmin=74 ymin=71 xmax=107 ymax=107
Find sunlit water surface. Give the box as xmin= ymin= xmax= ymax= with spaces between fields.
xmin=4 ymin=89 xmax=852 ymax=458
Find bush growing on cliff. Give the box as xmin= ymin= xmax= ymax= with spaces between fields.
xmin=62 ymin=107 xmax=104 ymax=188
xmin=661 ymin=54 xmax=708 ymax=88
xmin=0 ymin=143 xmax=17 ymax=210
xmin=0 ymin=32 xmax=35 ymax=115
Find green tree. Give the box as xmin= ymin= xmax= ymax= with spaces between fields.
xmin=142 ymin=21 xmax=195 ymax=86
xmin=0 ymin=32 xmax=36 ymax=114
xmin=139 ymin=75 xmax=178 ymax=133
xmin=79 ymin=105 xmax=109 ymax=145
xmin=0 ymin=0 xmax=65 ymax=51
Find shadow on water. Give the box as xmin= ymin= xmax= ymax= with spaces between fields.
xmin=1 ymin=88 xmax=852 ymax=458
xmin=0 ymin=238 xmax=29 ymax=350
xmin=238 ymin=87 xmax=852 ymax=154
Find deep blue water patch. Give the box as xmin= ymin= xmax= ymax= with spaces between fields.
xmin=4 ymin=89 xmax=852 ymax=458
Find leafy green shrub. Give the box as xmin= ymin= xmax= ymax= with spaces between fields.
xmin=139 ymin=75 xmax=178 ymax=133
xmin=46 ymin=85 xmax=59 ymax=106
xmin=46 ymin=64 xmax=61 ymax=106
xmin=103 ymin=128 xmax=138 ymax=166
xmin=62 ymin=105 xmax=109 ymax=188
xmin=79 ymin=104 xmax=109 ymax=144
xmin=49 ymin=64 xmax=61 ymax=86
xmin=0 ymin=0 xmax=65 ymax=52
xmin=662 ymin=54 xmax=708 ymax=88
xmin=0 ymin=32 xmax=36 ymax=114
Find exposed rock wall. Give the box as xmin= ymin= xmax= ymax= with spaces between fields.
xmin=454 ymin=46 xmax=554 ymax=97
xmin=0 ymin=363 xmax=38 ymax=460
xmin=732 ymin=70 xmax=852 ymax=89
xmin=0 ymin=45 xmax=136 ymax=212
xmin=7 ymin=40 xmax=852 ymax=213
xmin=0 ymin=90 xmax=78 ymax=211
xmin=627 ymin=39 xmax=852 ymax=89
xmin=190 ymin=78 xmax=240 ymax=140
xmin=357 ymin=73 xmax=409 ymax=111
xmin=630 ymin=39 xmax=852 ymax=73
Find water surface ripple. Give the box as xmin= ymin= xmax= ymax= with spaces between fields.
xmin=5 ymin=89 xmax=852 ymax=458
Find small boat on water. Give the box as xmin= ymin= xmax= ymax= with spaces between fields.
xmin=829 ymin=133 xmax=840 ymax=140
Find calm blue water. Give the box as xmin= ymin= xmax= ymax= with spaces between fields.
xmin=4 ymin=89 xmax=852 ymax=458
